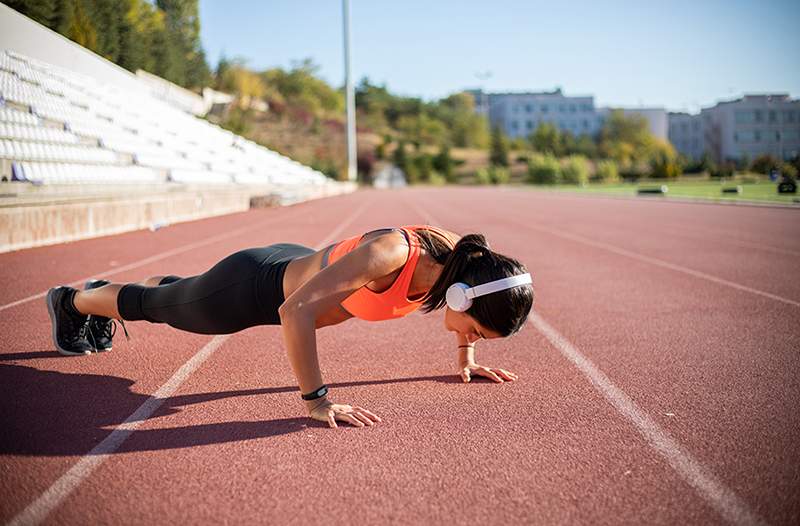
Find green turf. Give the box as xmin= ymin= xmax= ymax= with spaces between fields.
xmin=512 ymin=180 xmax=800 ymax=205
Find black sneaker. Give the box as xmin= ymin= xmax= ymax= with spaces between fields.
xmin=84 ymin=279 xmax=117 ymax=352
xmin=46 ymin=286 xmax=93 ymax=356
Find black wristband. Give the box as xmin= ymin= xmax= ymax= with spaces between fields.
xmin=301 ymin=385 xmax=328 ymax=401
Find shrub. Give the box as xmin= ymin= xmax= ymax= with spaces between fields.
xmin=488 ymin=166 xmax=509 ymax=185
xmin=781 ymin=163 xmax=798 ymax=179
xmin=648 ymin=141 xmax=681 ymax=179
xmin=475 ymin=167 xmax=492 ymax=185
xmin=527 ymin=154 xmax=560 ymax=184
xmin=428 ymin=172 xmax=447 ymax=186
xmin=594 ymin=159 xmax=620 ymax=183
xmin=750 ymin=154 xmax=781 ymax=175
xmin=561 ymin=155 xmax=590 ymax=185
xmin=709 ymin=161 xmax=735 ymax=179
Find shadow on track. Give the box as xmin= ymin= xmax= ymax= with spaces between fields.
xmin=0 ymin=364 xmax=468 ymax=456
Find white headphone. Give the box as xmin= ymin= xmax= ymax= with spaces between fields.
xmin=445 ymin=273 xmax=533 ymax=312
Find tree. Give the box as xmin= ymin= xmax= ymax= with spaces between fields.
xmin=490 ymin=125 xmax=509 ymax=167
xmin=433 ymin=145 xmax=454 ymax=182
xmin=598 ymin=110 xmax=653 ymax=165
xmin=529 ymin=122 xmax=562 ymax=156
xmin=648 ymin=140 xmax=681 ymax=179
xmin=58 ymin=0 xmax=98 ymax=53
xmin=5 ymin=0 xmax=57 ymax=27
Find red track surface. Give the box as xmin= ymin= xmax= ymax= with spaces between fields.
xmin=1 ymin=187 xmax=798 ymax=525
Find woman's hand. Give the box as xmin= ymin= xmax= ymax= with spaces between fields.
xmin=460 ymin=363 xmax=519 ymax=383
xmin=307 ymin=398 xmax=383 ymax=428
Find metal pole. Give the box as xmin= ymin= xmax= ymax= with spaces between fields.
xmin=343 ymin=0 xmax=357 ymax=182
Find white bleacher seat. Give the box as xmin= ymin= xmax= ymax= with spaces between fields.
xmin=168 ymin=170 xmax=233 ymax=184
xmin=1 ymin=49 xmax=349 ymax=190
xmin=17 ymin=162 xmax=162 ymax=184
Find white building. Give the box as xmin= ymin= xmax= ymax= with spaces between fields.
xmin=700 ymin=94 xmax=800 ymax=163
xmin=469 ymin=89 xmax=669 ymax=142
xmin=668 ymin=112 xmax=705 ymax=160
xmin=469 ymin=89 xmax=600 ymax=138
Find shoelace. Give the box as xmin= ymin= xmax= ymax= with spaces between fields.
xmin=90 ymin=316 xmax=131 ymax=343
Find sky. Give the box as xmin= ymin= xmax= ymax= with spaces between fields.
xmin=198 ymin=0 xmax=800 ymax=114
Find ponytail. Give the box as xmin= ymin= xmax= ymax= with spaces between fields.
xmin=420 ymin=233 xmax=493 ymax=313
xmin=419 ymin=231 xmax=534 ymax=337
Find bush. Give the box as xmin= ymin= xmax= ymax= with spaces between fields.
xmin=594 ymin=159 xmax=620 ymax=183
xmin=527 ymin=154 xmax=560 ymax=185
xmin=475 ymin=167 xmax=491 ymax=185
xmin=709 ymin=161 xmax=735 ymax=179
xmin=781 ymin=163 xmax=798 ymax=179
xmin=428 ymin=172 xmax=447 ymax=186
xmin=750 ymin=154 xmax=781 ymax=175
xmin=561 ymin=155 xmax=590 ymax=185
xmin=474 ymin=167 xmax=507 ymax=185
xmin=648 ymin=141 xmax=681 ymax=179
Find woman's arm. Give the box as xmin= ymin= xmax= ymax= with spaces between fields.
xmin=278 ymin=234 xmax=408 ymax=426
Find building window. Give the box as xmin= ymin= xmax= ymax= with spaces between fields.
xmin=513 ymin=105 xmax=519 ymax=113
xmin=559 ymin=104 xmax=565 ymax=112
xmin=526 ymin=120 xmax=533 ymax=130
xmin=784 ymin=111 xmax=796 ymax=124
xmin=768 ymin=110 xmax=777 ymax=123
xmin=735 ymin=111 xmax=753 ymax=124
xmin=570 ymin=105 xmax=576 ymax=113
xmin=525 ymin=104 xmax=532 ymax=113
xmin=692 ymin=121 xmax=700 ymax=131
xmin=754 ymin=130 xmax=761 ymax=142
xmin=582 ymin=119 xmax=589 ymax=129
xmin=541 ymin=105 xmax=549 ymax=113
xmin=754 ymin=110 xmax=763 ymax=123
xmin=511 ymin=121 xmax=518 ymax=130
xmin=681 ymin=122 xmax=689 ymax=132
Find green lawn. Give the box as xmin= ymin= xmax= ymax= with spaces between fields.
xmin=513 ymin=180 xmax=800 ymax=205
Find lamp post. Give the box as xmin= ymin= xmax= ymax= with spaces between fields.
xmin=343 ymin=0 xmax=357 ymax=182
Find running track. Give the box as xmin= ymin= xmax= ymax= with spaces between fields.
xmin=0 ymin=187 xmax=797 ymax=525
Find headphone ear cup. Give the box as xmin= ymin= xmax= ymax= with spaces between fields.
xmin=446 ymin=282 xmax=472 ymax=312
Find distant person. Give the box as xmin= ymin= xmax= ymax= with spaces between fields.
xmin=46 ymin=226 xmax=534 ymax=428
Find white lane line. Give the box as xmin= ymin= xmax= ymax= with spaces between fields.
xmin=7 ymin=334 xmax=231 ymax=526
xmin=520 ymin=221 xmax=799 ymax=308
xmin=7 ymin=200 xmax=369 ymax=526
xmin=0 ymin=206 xmax=313 ymax=313
xmin=417 ymin=200 xmax=766 ymax=525
xmin=530 ymin=313 xmax=767 ymax=526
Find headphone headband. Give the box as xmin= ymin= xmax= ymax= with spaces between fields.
xmin=465 ymin=273 xmax=532 ymax=299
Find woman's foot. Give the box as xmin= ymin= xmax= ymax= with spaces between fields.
xmin=84 ymin=279 xmax=115 ymax=352
xmin=46 ymin=287 xmax=93 ymax=356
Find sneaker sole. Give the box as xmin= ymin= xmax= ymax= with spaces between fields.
xmin=46 ymin=288 xmax=90 ymax=357
xmin=84 ymin=280 xmax=112 ymax=353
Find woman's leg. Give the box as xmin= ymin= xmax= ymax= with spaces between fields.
xmin=73 ymin=275 xmax=176 ymax=319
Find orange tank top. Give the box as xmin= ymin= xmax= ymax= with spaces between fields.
xmin=323 ymin=225 xmax=450 ymax=321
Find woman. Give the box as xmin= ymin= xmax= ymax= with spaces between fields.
xmin=46 ymin=225 xmax=534 ymax=428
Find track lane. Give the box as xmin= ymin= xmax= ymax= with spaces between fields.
xmin=0 ymin=191 xmax=370 ymax=523
xmin=48 ymin=189 xmax=723 ymax=525
xmin=417 ymin=187 xmax=798 ymax=524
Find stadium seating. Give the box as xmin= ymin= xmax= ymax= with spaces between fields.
xmin=0 ymin=50 xmax=337 ymax=187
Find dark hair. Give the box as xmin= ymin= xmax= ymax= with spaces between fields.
xmin=417 ymin=229 xmax=534 ymax=337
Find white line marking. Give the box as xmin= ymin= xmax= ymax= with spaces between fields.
xmin=7 ymin=334 xmax=231 ymax=526
xmin=0 ymin=205 xmax=314 ymax=313
xmin=522 ymin=222 xmax=799 ymax=308
xmin=418 ymin=199 xmax=766 ymax=525
xmin=7 ymin=200 xmax=369 ymax=526
xmin=530 ymin=313 xmax=767 ymax=526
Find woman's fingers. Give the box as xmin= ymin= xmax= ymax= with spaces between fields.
xmin=355 ymin=407 xmax=383 ymax=423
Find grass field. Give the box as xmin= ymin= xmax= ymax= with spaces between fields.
xmin=512 ymin=179 xmax=800 ymax=205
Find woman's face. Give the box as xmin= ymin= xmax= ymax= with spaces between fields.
xmin=443 ymin=307 xmax=501 ymax=342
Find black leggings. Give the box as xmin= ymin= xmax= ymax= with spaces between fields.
xmin=117 ymin=244 xmax=315 ymax=334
